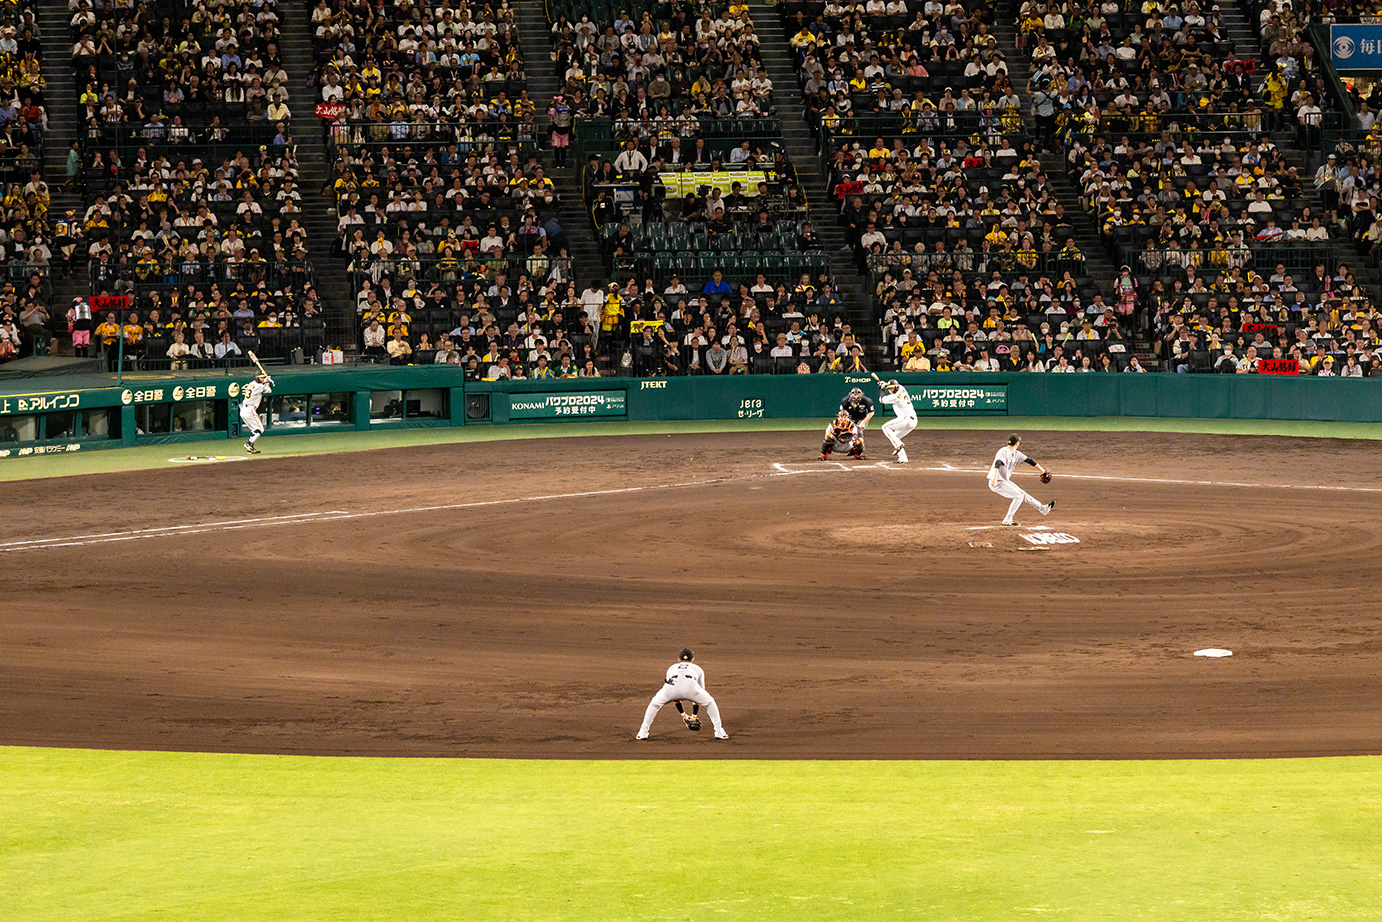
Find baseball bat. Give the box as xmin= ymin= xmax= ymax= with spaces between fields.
xmin=247 ymin=350 xmax=270 ymax=377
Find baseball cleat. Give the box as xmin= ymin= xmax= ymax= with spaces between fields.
xmin=714 ymin=728 xmax=729 ymax=740
xmin=850 ymin=453 xmax=866 ymax=460
xmin=245 ymin=443 xmax=261 ymax=454
xmin=1001 ymin=521 xmax=1019 ymax=526
xmin=1041 ymin=501 xmax=1054 ymax=515
xmin=897 ymin=450 xmax=908 ymax=463
xmin=635 ymin=732 xmax=648 ymax=740
xmin=819 ymin=453 xmax=829 ymax=460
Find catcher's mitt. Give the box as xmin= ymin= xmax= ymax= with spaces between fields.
xmin=1040 ymin=471 xmax=1053 ymax=484
xmin=683 ymin=714 xmax=702 ymax=732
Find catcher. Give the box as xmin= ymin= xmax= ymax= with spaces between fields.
xmin=820 ymin=410 xmax=866 ymax=460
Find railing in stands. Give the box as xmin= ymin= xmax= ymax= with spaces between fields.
xmin=88 ymin=258 xmax=315 ymax=293
xmin=326 ymin=120 xmax=542 ymax=152
xmin=1124 ymin=246 xmax=1350 ymax=278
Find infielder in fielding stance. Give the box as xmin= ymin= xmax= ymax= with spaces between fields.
xmin=988 ymin=434 xmax=1054 ymax=525
xmin=637 ymin=648 xmax=729 ymax=740
xmin=820 ymin=386 xmax=874 ymax=459
xmin=876 ymin=378 xmax=916 ymax=463
xmin=240 ymin=373 xmax=273 ymax=454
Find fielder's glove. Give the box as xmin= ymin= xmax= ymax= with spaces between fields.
xmin=683 ymin=714 xmax=701 ymax=731
xmin=1040 ymin=471 xmax=1053 ymax=484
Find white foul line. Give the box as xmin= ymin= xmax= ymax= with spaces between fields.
xmin=5 ymin=462 xmax=1379 ymax=554
xmin=0 ymin=478 xmax=750 ymax=553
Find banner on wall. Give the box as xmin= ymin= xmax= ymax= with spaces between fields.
xmin=912 ymin=385 xmax=1007 ymax=412
xmin=656 ymin=171 xmax=768 ymax=199
xmin=509 ymin=391 xmax=627 ymax=419
xmin=1330 ymin=24 xmax=1382 ymax=70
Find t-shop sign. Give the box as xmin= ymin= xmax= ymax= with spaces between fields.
xmin=509 ymin=392 xmax=627 ymax=419
xmin=1258 ymin=359 xmax=1299 ymax=375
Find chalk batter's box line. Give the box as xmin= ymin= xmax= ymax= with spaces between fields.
xmin=3 ymin=464 xmax=1378 ymax=554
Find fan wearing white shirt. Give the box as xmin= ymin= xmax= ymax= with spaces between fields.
xmin=987 ymin=434 xmax=1054 ymax=526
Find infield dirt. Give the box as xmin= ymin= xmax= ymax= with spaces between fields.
xmin=2 ymin=429 xmax=1379 ymax=759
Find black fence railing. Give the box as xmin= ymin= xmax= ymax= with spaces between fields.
xmin=88 ymin=258 xmax=315 ymax=293
xmin=1126 ymin=245 xmax=1347 ymax=277
xmin=867 ymin=250 xmax=1088 ymax=279
xmin=821 ymin=112 xmax=1026 ymax=149
xmin=326 ymin=119 xmax=541 ymax=151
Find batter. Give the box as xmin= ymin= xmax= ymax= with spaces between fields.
xmin=241 ymin=373 xmax=273 ymax=454
xmin=877 ymin=379 xmax=916 ymax=463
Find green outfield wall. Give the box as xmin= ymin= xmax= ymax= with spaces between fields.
xmin=1 ymin=366 xmax=1379 ymax=459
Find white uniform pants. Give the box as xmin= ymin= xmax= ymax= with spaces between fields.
xmin=639 ymin=679 xmax=724 ymax=735
xmin=239 ymin=404 xmax=264 ymax=437
xmin=882 ymin=416 xmax=916 ymax=449
xmin=989 ymin=479 xmax=1042 ymax=524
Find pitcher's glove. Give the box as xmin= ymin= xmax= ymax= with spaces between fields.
xmin=1040 ymin=471 xmax=1053 ymax=484
xmin=683 ymin=714 xmax=702 ymax=731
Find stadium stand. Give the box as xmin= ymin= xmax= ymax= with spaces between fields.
xmin=0 ymin=3 xmax=53 ymax=362
xmin=65 ymin=0 xmax=319 ymax=372
xmin=1 ymin=0 xmax=1371 ymax=378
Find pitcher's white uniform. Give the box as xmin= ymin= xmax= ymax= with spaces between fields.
xmin=879 ymin=384 xmax=917 ymax=462
xmin=240 ymin=379 xmax=271 ymax=436
xmin=637 ymin=659 xmax=727 ymax=739
xmin=988 ymin=444 xmax=1050 ymax=525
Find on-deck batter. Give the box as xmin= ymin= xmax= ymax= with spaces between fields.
xmin=637 ymin=648 xmax=729 ymax=740
xmin=878 ymin=379 xmax=916 ymax=463
xmin=988 ymin=433 xmax=1054 ymax=525
xmin=240 ymin=373 xmax=273 ymax=454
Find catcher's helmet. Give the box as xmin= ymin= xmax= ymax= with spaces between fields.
xmin=679 ymin=648 xmax=694 ymax=661
xmin=848 ymin=387 xmax=863 ymax=398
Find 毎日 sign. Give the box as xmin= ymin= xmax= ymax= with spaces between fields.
xmin=1330 ymin=24 xmax=1382 ymax=71
xmin=912 ymin=385 xmax=1007 ymax=413
xmin=509 ymin=392 xmax=628 ymax=419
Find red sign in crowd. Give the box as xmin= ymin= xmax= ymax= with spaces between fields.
xmin=1258 ymin=359 xmax=1299 ymax=375
xmin=1242 ymin=322 xmax=1278 ymax=334
xmin=90 ymin=295 xmax=129 ymax=314
xmin=315 ymin=103 xmax=347 ymax=119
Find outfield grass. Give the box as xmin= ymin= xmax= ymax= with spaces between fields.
xmin=3 ymin=748 xmax=1379 ymax=921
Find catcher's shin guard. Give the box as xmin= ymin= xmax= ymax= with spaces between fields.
xmin=821 ymin=440 xmax=833 ymax=457
xmin=850 ymin=439 xmax=865 ymax=458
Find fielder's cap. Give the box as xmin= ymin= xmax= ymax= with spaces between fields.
xmin=679 ymin=648 xmax=694 ymax=661
xmin=1008 ymin=433 xmax=1021 ymax=445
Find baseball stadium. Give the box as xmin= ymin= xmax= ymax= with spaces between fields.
xmin=3 ymin=0 xmax=1382 ymax=919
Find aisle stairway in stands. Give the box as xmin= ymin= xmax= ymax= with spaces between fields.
xmin=511 ymin=2 xmax=605 ymax=286
xmin=746 ymin=0 xmax=879 ymax=361
xmin=36 ymin=2 xmax=86 ymax=331
xmin=279 ymin=9 xmax=354 ymax=351
xmin=993 ymin=4 xmax=1141 ymax=360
